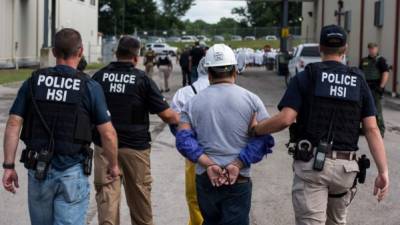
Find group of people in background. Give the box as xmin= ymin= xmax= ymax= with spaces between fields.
xmin=143 ymin=47 xmax=173 ymax=92
xmin=142 ymin=41 xmax=208 ymax=92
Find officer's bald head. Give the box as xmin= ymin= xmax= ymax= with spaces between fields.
xmin=53 ymin=28 xmax=83 ymax=60
xmin=116 ymin=36 xmax=141 ymax=60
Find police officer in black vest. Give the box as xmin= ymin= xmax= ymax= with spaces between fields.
xmin=92 ymin=36 xmax=179 ymax=225
xmin=250 ymin=25 xmax=389 ymax=225
xmin=2 ymin=28 xmax=120 ymax=225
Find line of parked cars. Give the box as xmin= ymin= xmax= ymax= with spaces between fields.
xmin=143 ymin=35 xmax=280 ymax=43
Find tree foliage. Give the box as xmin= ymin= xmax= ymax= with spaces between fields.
xmin=99 ymin=0 xmax=158 ymax=35
xmin=99 ymin=0 xmax=194 ymax=35
xmin=232 ymin=1 xmax=302 ymax=27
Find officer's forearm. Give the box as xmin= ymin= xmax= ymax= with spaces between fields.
xmin=255 ymin=108 xmax=297 ymax=135
xmin=158 ymin=108 xmax=180 ymax=125
xmin=3 ymin=115 xmax=23 ymax=164
xmin=363 ymin=117 xmax=388 ymax=174
xmin=380 ymin=72 xmax=389 ymax=88
xmin=97 ymin=123 xmax=118 ymax=167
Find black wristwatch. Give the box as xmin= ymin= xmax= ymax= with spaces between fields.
xmin=2 ymin=163 xmax=15 ymax=169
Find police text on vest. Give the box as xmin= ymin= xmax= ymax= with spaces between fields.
xmin=321 ymin=72 xmax=357 ymax=98
xmin=103 ymin=73 xmax=136 ymax=93
xmin=37 ymin=75 xmax=81 ymax=102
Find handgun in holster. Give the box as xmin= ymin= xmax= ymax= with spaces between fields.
xmin=83 ymin=145 xmax=94 ymax=176
xmin=356 ymin=154 xmax=370 ymax=184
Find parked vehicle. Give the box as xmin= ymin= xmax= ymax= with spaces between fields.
xmin=167 ymin=36 xmax=181 ymax=42
xmin=230 ymin=35 xmax=242 ymax=41
xmin=197 ymin=35 xmax=209 ymax=42
xmin=147 ymin=36 xmax=164 ymax=43
xmin=213 ymin=35 xmax=225 ymax=42
xmin=265 ymin=35 xmax=278 ymax=41
xmin=244 ymin=36 xmax=256 ymax=41
xmin=145 ymin=43 xmax=178 ymax=56
xmin=181 ymin=35 xmax=198 ymax=42
xmin=288 ymin=43 xmax=321 ymax=80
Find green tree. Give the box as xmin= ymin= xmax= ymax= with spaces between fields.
xmin=232 ymin=1 xmax=302 ymax=27
xmin=160 ymin=0 xmax=195 ymax=29
xmin=99 ymin=0 xmax=195 ymax=35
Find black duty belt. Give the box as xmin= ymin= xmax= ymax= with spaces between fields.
xmin=236 ymin=175 xmax=250 ymax=184
xmin=326 ymin=151 xmax=356 ymax=160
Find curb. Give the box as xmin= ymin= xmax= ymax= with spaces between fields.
xmin=384 ymin=98 xmax=400 ymax=111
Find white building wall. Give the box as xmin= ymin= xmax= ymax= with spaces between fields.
xmin=0 ymin=0 xmax=17 ymax=67
xmin=0 ymin=0 xmax=100 ymax=68
xmin=301 ymin=2 xmax=315 ymax=42
xmin=57 ymin=0 xmax=100 ymax=63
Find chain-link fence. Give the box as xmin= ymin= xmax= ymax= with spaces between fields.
xmin=137 ymin=26 xmax=301 ymax=39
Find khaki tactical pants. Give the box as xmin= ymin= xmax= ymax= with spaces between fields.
xmin=94 ymin=146 xmax=153 ymax=225
xmin=292 ymin=156 xmax=359 ymax=225
xmin=145 ymin=63 xmax=154 ymax=79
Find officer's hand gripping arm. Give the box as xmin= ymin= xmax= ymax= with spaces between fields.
xmin=363 ymin=116 xmax=389 ymax=201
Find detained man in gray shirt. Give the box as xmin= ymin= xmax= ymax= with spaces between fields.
xmin=177 ymin=44 xmax=271 ymax=225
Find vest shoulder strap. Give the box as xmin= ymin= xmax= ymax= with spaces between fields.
xmin=190 ymin=84 xmax=198 ymax=95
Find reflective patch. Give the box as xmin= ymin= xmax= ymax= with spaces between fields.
xmin=315 ymin=71 xmax=361 ymax=102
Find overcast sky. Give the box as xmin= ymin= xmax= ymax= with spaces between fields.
xmin=181 ymin=0 xmax=247 ymax=24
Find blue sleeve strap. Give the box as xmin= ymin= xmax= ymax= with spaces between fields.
xmin=239 ymin=134 xmax=275 ymax=168
xmin=175 ymin=129 xmax=204 ymax=163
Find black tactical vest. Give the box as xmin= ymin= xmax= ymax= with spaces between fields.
xmin=20 ymin=69 xmax=92 ymax=155
xmin=92 ymin=62 xmax=151 ymax=149
xmin=360 ymin=56 xmax=381 ymax=83
xmin=298 ymin=63 xmax=363 ymax=151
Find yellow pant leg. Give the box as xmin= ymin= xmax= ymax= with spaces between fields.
xmin=185 ymin=160 xmax=203 ymax=225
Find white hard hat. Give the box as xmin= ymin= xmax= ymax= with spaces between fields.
xmin=204 ymin=44 xmax=237 ymax=68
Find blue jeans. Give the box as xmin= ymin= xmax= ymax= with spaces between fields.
xmin=28 ymin=164 xmax=90 ymax=225
xmin=196 ymin=174 xmax=252 ymax=225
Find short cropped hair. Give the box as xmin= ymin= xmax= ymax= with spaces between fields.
xmin=208 ymin=66 xmax=236 ymax=79
xmin=116 ymin=36 xmax=141 ymax=59
xmin=368 ymin=42 xmax=378 ymax=49
xmin=53 ymin=28 xmax=83 ymax=60
xmin=320 ymin=45 xmax=346 ymax=56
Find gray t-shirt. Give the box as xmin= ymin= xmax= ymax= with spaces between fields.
xmin=181 ymin=83 xmax=269 ymax=177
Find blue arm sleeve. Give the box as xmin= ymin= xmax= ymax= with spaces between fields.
xmin=239 ymin=135 xmax=275 ymax=168
xmin=175 ymin=129 xmax=204 ymax=163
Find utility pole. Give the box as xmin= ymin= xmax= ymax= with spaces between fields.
xmin=43 ymin=0 xmax=49 ymax=48
xmin=335 ymin=0 xmax=345 ymax=26
xmin=280 ymin=0 xmax=289 ymax=52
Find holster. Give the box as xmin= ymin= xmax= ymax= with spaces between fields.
xmin=356 ymin=154 xmax=370 ymax=184
xmin=83 ymin=145 xmax=94 ymax=176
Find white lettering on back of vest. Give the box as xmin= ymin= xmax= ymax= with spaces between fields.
xmin=37 ymin=74 xmax=81 ymax=102
xmin=320 ymin=72 xmax=358 ymax=98
xmin=103 ymin=72 xmax=136 ymax=93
